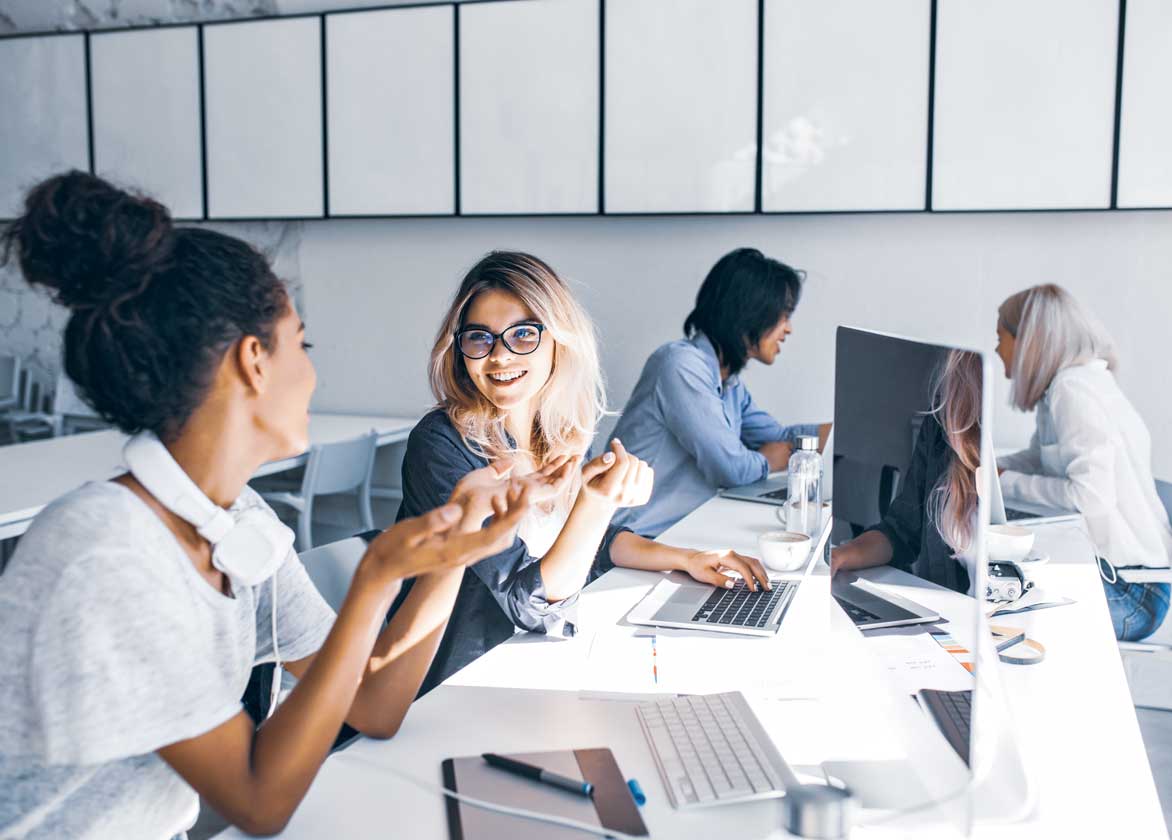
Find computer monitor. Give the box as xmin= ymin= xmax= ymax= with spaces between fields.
xmin=823 ymin=327 xmax=1031 ymax=832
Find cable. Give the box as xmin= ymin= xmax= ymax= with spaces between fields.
xmin=340 ymin=751 xmax=645 ymax=840
xmin=267 ymin=572 xmax=281 ymax=720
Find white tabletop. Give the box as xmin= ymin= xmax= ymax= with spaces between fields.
xmin=217 ymin=498 xmax=1166 ymax=839
xmin=0 ymin=413 xmax=418 ymax=539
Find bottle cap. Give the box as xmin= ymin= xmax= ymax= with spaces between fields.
xmin=797 ymin=435 xmax=819 ymax=451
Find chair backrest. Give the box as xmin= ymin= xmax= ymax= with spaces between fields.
xmin=301 ymin=431 xmax=378 ymax=498
xmin=18 ymin=368 xmax=51 ymax=413
xmin=297 ymin=536 xmax=370 ymax=612
xmin=0 ymin=355 xmax=20 ymax=401
xmin=1156 ymin=479 xmax=1172 ymax=527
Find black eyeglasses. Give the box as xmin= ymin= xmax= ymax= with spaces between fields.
xmin=454 ymin=323 xmax=546 ymax=359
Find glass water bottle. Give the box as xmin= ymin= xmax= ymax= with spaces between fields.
xmin=786 ymin=435 xmax=823 ymax=536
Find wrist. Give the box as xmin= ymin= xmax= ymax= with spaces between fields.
xmin=574 ymin=490 xmax=618 ymax=520
xmin=353 ymin=555 xmax=404 ymax=603
xmin=665 ymin=545 xmax=693 ymax=573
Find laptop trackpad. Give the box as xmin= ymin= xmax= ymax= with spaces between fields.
xmin=650 ymin=574 xmax=711 ymax=621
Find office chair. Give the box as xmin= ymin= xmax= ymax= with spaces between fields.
xmin=255 ymin=431 xmax=378 ymax=551
xmin=4 ymin=369 xmax=62 ymax=442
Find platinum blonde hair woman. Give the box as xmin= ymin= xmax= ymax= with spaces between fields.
xmin=996 ymin=284 xmax=1171 ymax=641
xmin=394 ymin=251 xmax=779 ymax=692
xmin=997 ymin=283 xmax=1118 ymax=411
xmin=832 ymin=350 xmax=984 ymax=594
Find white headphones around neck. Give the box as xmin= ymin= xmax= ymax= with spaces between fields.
xmin=124 ymin=431 xmax=294 ymax=718
xmin=123 ymin=431 xmax=293 ymax=587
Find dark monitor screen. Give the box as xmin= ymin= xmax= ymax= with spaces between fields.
xmin=832 ymin=327 xmax=950 ymax=539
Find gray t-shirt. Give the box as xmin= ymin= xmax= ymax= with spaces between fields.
xmin=0 ymin=481 xmax=336 ymax=839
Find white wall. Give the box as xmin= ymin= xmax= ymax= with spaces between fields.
xmin=298 ymin=210 xmax=1172 ymax=478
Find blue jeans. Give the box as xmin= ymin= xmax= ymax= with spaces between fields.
xmin=1101 ymin=566 xmax=1171 ymax=641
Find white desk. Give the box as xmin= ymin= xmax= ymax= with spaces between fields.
xmin=218 ymin=498 xmax=1167 ymax=839
xmin=0 ymin=412 xmax=419 ymax=540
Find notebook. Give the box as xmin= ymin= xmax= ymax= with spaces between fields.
xmin=441 ymin=748 xmax=648 ymax=840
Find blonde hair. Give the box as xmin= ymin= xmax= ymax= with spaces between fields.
xmin=428 ymin=251 xmax=606 ymax=466
xmin=927 ymin=350 xmax=983 ymax=555
xmin=998 ymin=284 xmax=1118 ymax=411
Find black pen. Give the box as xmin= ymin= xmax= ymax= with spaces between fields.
xmin=481 ymin=753 xmax=594 ymax=798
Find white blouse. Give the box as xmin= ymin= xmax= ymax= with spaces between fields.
xmin=998 ymin=360 xmax=1172 ymax=569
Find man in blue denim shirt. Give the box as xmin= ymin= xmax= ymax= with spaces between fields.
xmin=610 ymin=249 xmax=828 ymax=538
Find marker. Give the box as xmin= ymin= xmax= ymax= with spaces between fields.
xmin=482 ymin=753 xmax=594 ymax=798
xmin=651 ymin=635 xmax=658 ymax=685
xmin=627 ymin=778 xmax=646 ymax=806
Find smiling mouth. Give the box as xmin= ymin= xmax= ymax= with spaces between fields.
xmin=487 ymin=370 xmax=528 ymax=385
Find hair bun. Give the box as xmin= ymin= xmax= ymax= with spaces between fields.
xmin=3 ymin=170 xmax=173 ymax=309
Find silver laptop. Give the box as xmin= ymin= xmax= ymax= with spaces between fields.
xmin=719 ymin=430 xmax=835 ymax=508
xmin=625 ymin=518 xmax=830 ymax=636
xmin=717 ymin=473 xmax=789 ymax=506
xmin=830 ymin=571 xmax=941 ymax=630
xmin=989 ymin=464 xmax=1080 ymax=526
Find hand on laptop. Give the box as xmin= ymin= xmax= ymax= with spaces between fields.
xmin=758 ymin=440 xmax=793 ymax=472
xmin=679 ymin=548 xmax=772 ymax=592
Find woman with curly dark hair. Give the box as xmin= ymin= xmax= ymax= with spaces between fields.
xmin=0 ymin=171 xmax=529 ymax=838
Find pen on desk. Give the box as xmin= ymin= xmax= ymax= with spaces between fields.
xmin=482 ymin=753 xmax=594 ymax=798
xmin=651 ymin=635 xmax=658 ymax=685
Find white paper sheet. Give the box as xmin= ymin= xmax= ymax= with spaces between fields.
xmin=865 ymin=627 xmax=974 ymax=694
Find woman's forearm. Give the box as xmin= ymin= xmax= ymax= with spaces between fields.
xmin=609 ymin=531 xmax=687 ymax=572
xmin=830 ymin=530 xmax=893 ymax=574
xmin=346 ymin=567 xmax=464 ymax=737
xmin=192 ymin=569 xmax=397 ymax=832
xmin=539 ymin=494 xmax=617 ymax=601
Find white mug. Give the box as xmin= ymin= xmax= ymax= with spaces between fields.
xmin=758 ymin=530 xmax=812 ymax=572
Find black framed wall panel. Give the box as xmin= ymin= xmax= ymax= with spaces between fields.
xmin=931 ymin=0 xmax=1117 ymax=211
xmin=326 ymin=6 xmax=455 ymax=216
xmin=203 ymin=16 xmax=324 ymax=219
xmin=0 ymin=34 xmax=89 ymax=218
xmin=1116 ymin=0 xmax=1172 ymax=209
xmin=90 ymin=26 xmax=204 ymax=220
xmin=459 ymin=0 xmax=599 ymax=215
xmin=604 ymin=0 xmax=758 ymax=214
xmin=761 ymin=0 xmax=930 ymax=212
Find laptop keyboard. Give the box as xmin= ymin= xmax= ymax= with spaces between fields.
xmin=692 ymin=579 xmax=796 ymax=628
xmin=919 ymin=689 xmax=972 ymax=766
xmin=832 ymin=595 xmax=882 ymax=625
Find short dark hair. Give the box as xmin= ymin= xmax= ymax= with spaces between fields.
xmin=683 ymin=248 xmax=803 ymax=376
xmin=1 ymin=170 xmax=288 ymax=441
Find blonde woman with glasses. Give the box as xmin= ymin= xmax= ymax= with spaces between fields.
xmin=995 ymin=284 xmax=1172 ymax=641
xmin=392 ymin=252 xmax=772 ymax=692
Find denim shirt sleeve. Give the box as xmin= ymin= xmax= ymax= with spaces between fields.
xmin=589 ymin=524 xmax=634 ymax=579
xmin=654 ymin=352 xmax=770 ymax=489
xmin=739 ymin=388 xmax=820 ymax=449
xmin=400 ymin=413 xmax=583 ymax=634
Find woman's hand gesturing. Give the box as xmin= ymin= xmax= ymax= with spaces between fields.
xmin=363 ymin=483 xmax=531 ymax=585
xmin=579 ymin=439 xmax=653 ymax=510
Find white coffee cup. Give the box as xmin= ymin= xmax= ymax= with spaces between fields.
xmin=986 ymin=524 xmax=1035 ymax=563
xmin=758 ymin=530 xmax=812 ymax=572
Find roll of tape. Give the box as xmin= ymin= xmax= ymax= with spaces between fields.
xmin=998 ymin=637 xmax=1046 ymax=665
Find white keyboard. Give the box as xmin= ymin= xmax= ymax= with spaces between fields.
xmin=635 ymin=691 xmax=798 ymax=809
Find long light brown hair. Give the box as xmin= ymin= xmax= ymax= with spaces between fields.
xmin=428 ymin=251 xmax=606 ymax=466
xmin=927 ymin=350 xmax=983 ymax=555
xmin=998 ymin=284 xmax=1117 ymax=411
